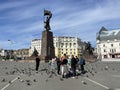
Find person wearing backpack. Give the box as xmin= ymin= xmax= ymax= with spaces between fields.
xmin=79 ymin=56 xmax=85 ymax=74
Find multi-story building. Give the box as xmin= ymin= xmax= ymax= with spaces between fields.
xmin=96 ymin=27 xmax=120 ymax=59
xmin=29 ymin=36 xmax=83 ymax=57
xmin=14 ymin=48 xmax=29 ymax=59
xmin=54 ymin=36 xmax=83 ymax=57
xmin=0 ymin=49 xmax=5 ymax=57
xmin=29 ymin=39 xmax=41 ymax=56
xmin=0 ymin=49 xmax=14 ymax=60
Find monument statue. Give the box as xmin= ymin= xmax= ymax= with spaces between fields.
xmin=44 ymin=10 xmax=52 ymax=30
xmin=41 ymin=9 xmax=55 ymax=62
xmin=85 ymin=42 xmax=93 ymax=55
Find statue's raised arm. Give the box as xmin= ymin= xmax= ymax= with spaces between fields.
xmin=44 ymin=9 xmax=52 ymax=31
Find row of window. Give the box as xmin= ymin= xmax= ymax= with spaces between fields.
xmin=61 ymin=52 xmax=76 ymax=55
xmin=59 ymin=49 xmax=76 ymax=51
xmin=103 ymin=43 xmax=120 ymax=47
xmin=104 ymin=49 xmax=117 ymax=53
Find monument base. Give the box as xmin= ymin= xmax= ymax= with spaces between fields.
xmin=40 ymin=30 xmax=55 ymax=62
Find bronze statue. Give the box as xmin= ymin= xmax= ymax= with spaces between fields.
xmin=85 ymin=42 xmax=94 ymax=55
xmin=44 ymin=9 xmax=52 ymax=30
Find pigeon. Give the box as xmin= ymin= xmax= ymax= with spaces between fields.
xmin=81 ymin=80 xmax=87 ymax=85
xmin=94 ymin=71 xmax=97 ymax=74
xmin=6 ymin=72 xmax=9 ymax=75
xmin=20 ymin=79 xmax=24 ymax=83
xmin=86 ymin=75 xmax=89 ymax=78
xmin=9 ymin=81 xmax=12 ymax=84
xmin=1 ymin=78 xmax=6 ymax=82
xmin=18 ymin=76 xmax=20 ymax=79
xmin=45 ymin=79 xmax=48 ymax=82
xmin=33 ymin=79 xmax=37 ymax=82
xmin=104 ymin=66 xmax=109 ymax=70
xmin=27 ymin=82 xmax=31 ymax=86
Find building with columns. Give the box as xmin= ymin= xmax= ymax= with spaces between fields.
xmin=29 ymin=36 xmax=84 ymax=57
xmin=96 ymin=27 xmax=120 ymax=59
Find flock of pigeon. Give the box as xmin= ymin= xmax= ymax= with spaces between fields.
xmin=0 ymin=60 xmax=120 ymax=89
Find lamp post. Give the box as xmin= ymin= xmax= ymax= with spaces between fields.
xmin=8 ymin=40 xmax=12 ymax=60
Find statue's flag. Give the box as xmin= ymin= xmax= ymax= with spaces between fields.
xmin=44 ymin=9 xmax=52 ymax=16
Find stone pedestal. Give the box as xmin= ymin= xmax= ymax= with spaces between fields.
xmin=40 ymin=30 xmax=55 ymax=62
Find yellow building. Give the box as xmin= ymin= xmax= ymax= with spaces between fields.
xmin=29 ymin=36 xmax=83 ymax=57
xmin=54 ymin=36 xmax=83 ymax=57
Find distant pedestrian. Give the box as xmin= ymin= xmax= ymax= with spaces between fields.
xmin=35 ymin=56 xmax=40 ymax=72
xmin=79 ymin=56 xmax=86 ymax=74
xmin=67 ymin=57 xmax=71 ymax=70
xmin=56 ymin=56 xmax=61 ymax=75
xmin=51 ymin=57 xmax=56 ymax=70
xmin=75 ymin=56 xmax=79 ymax=63
xmin=60 ymin=54 xmax=68 ymax=78
xmin=71 ymin=55 xmax=77 ymax=78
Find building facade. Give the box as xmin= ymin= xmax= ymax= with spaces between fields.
xmin=13 ymin=48 xmax=29 ymax=59
xmin=29 ymin=39 xmax=41 ymax=56
xmin=29 ymin=36 xmax=83 ymax=57
xmin=96 ymin=27 xmax=120 ymax=59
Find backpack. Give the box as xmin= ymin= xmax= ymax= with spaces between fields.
xmin=61 ymin=59 xmax=68 ymax=65
xmin=79 ymin=59 xmax=85 ymax=65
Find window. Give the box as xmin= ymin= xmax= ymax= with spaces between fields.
xmin=114 ymin=49 xmax=116 ymax=52
xmin=66 ymin=43 xmax=68 ymax=48
xmin=56 ymin=42 xmax=58 ymax=47
xmin=111 ymin=44 xmax=113 ymax=47
xmin=104 ymin=55 xmax=107 ymax=58
xmin=61 ymin=43 xmax=63 ymax=47
xmin=103 ymin=44 xmax=105 ymax=47
xmin=104 ymin=49 xmax=106 ymax=52
xmin=70 ymin=43 xmax=72 ymax=48
xmin=73 ymin=43 xmax=76 ymax=47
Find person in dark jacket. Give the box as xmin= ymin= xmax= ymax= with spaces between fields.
xmin=56 ymin=56 xmax=61 ymax=75
xmin=35 ymin=56 xmax=40 ymax=72
xmin=71 ymin=55 xmax=77 ymax=78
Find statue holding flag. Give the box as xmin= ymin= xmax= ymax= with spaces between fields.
xmin=44 ymin=9 xmax=52 ymax=30
xmin=41 ymin=9 xmax=55 ymax=62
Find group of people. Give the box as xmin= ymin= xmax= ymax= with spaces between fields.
xmin=56 ymin=54 xmax=86 ymax=79
xmin=35 ymin=54 xmax=86 ymax=79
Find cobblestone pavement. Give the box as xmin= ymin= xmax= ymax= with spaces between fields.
xmin=0 ymin=60 xmax=120 ymax=90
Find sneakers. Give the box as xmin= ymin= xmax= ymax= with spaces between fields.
xmin=72 ymin=77 xmax=75 ymax=78
xmin=72 ymin=76 xmax=78 ymax=79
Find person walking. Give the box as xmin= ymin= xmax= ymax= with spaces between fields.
xmin=35 ymin=56 xmax=40 ymax=72
xmin=71 ymin=55 xmax=77 ymax=78
xmin=56 ymin=56 xmax=61 ymax=75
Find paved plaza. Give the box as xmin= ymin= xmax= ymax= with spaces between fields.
xmin=0 ymin=60 xmax=120 ymax=90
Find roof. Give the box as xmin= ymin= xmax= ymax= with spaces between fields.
xmin=99 ymin=26 xmax=108 ymax=34
xmin=97 ymin=28 xmax=120 ymax=41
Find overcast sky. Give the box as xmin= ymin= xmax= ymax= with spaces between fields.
xmin=0 ymin=0 xmax=120 ymax=50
